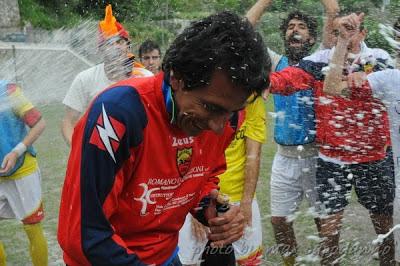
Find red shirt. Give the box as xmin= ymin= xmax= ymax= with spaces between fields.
xmin=58 ymin=73 xmax=236 ymax=265
xmin=270 ymin=66 xmax=389 ymax=163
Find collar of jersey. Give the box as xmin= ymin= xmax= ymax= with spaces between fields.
xmin=162 ymin=79 xmax=176 ymax=124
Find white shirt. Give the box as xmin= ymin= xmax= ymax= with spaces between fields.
xmin=63 ymin=63 xmax=153 ymax=113
xmin=63 ymin=63 xmax=112 ymax=113
xmin=304 ymin=42 xmax=395 ymax=67
xmin=368 ymin=69 xmax=400 ymax=174
xmin=368 ymin=68 xmax=400 ymax=262
xmin=304 ymin=43 xmax=394 ymax=164
xmin=267 ymin=48 xmax=283 ymax=72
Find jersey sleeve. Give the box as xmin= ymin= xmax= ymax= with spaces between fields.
xmin=61 ymin=86 xmax=148 ymax=265
xmin=8 ymin=84 xmax=42 ymax=127
xmin=269 ymin=66 xmax=316 ymax=95
xmin=244 ymin=96 xmax=266 ymax=143
xmin=63 ymin=72 xmax=86 ymax=113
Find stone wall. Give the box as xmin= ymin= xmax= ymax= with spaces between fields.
xmin=0 ymin=0 xmax=21 ymax=29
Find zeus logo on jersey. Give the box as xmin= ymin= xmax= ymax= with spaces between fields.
xmin=89 ymin=104 xmax=126 ymax=162
xmin=172 ymin=136 xmax=194 ymax=147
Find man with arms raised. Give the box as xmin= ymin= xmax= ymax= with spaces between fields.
xmin=246 ymin=1 xmax=338 ymax=265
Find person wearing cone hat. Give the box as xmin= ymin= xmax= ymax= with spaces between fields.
xmin=61 ymin=4 xmax=152 ymax=146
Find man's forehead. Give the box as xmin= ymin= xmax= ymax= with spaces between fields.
xmin=288 ymin=18 xmax=308 ymax=27
xmin=143 ymin=49 xmax=160 ymax=55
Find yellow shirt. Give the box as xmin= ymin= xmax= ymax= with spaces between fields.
xmin=2 ymin=86 xmax=39 ymax=180
xmin=219 ymin=97 xmax=266 ymax=202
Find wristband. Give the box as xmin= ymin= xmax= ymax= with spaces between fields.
xmin=12 ymin=142 xmax=27 ymax=157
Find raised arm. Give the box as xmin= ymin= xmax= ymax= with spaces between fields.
xmin=324 ymin=13 xmax=364 ymax=96
xmin=245 ymin=0 xmax=273 ymax=26
xmin=321 ymin=0 xmax=340 ymax=49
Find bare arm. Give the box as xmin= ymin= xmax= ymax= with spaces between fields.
xmin=22 ymin=118 xmax=46 ymax=147
xmin=323 ymin=38 xmax=349 ymax=95
xmin=61 ymin=107 xmax=81 ymax=146
xmin=240 ymin=137 xmax=262 ymax=226
xmin=0 ymin=117 xmax=46 ymax=174
xmin=321 ymin=0 xmax=340 ymax=49
xmin=245 ymin=0 xmax=273 ymax=26
xmin=324 ymin=13 xmax=364 ymax=95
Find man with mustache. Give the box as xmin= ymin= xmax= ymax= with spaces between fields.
xmin=246 ymin=1 xmax=338 ymax=265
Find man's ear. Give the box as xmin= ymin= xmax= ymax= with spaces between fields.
xmin=309 ymin=36 xmax=316 ymax=45
xmin=170 ymin=70 xmax=184 ymax=92
xmin=360 ymin=29 xmax=367 ymax=40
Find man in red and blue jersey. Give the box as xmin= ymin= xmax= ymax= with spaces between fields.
xmin=58 ymin=11 xmax=270 ymax=266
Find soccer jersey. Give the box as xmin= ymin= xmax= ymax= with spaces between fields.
xmin=299 ymin=45 xmax=393 ymax=163
xmin=270 ymin=64 xmax=390 ymax=163
xmin=58 ymin=73 xmax=238 ymax=266
xmin=219 ymin=96 xmax=266 ymax=202
xmin=0 ymin=82 xmax=41 ymax=180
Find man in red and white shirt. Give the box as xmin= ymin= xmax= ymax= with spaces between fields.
xmin=268 ymin=13 xmax=396 ymax=265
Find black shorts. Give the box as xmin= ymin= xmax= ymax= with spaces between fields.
xmin=316 ymin=151 xmax=395 ymax=215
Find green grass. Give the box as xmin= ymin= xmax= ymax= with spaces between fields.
xmin=0 ymin=101 xmax=380 ymax=265
xmin=18 ymin=0 xmax=83 ymax=29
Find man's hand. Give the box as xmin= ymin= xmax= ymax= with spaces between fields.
xmin=240 ymin=201 xmax=253 ymax=227
xmin=0 ymin=151 xmax=18 ymax=174
xmin=347 ymin=72 xmax=367 ymax=88
xmin=191 ymin=215 xmax=209 ymax=242
xmin=207 ymin=205 xmax=245 ymax=248
xmin=338 ymin=13 xmax=364 ymax=40
xmin=321 ymin=0 xmax=339 ymax=14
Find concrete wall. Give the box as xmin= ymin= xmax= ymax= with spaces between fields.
xmin=0 ymin=42 xmax=93 ymax=105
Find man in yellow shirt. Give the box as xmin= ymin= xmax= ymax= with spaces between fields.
xmin=0 ymin=81 xmax=47 ymax=266
xmin=178 ymin=96 xmax=266 ymax=265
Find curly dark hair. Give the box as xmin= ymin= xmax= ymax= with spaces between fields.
xmin=139 ymin=39 xmax=161 ymax=58
xmin=280 ymin=11 xmax=318 ymax=40
xmin=162 ymin=11 xmax=270 ymax=96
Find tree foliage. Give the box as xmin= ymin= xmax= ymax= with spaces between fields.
xmin=19 ymin=0 xmax=400 ymax=54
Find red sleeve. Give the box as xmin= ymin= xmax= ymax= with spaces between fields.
xmin=23 ymin=108 xmax=42 ymax=127
xmin=349 ymin=80 xmax=374 ymax=100
xmin=269 ymin=67 xmax=315 ymax=95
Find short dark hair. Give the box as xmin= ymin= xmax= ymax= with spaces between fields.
xmin=139 ymin=40 xmax=161 ymax=58
xmin=162 ymin=11 xmax=270 ymax=96
xmin=280 ymin=11 xmax=318 ymax=40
